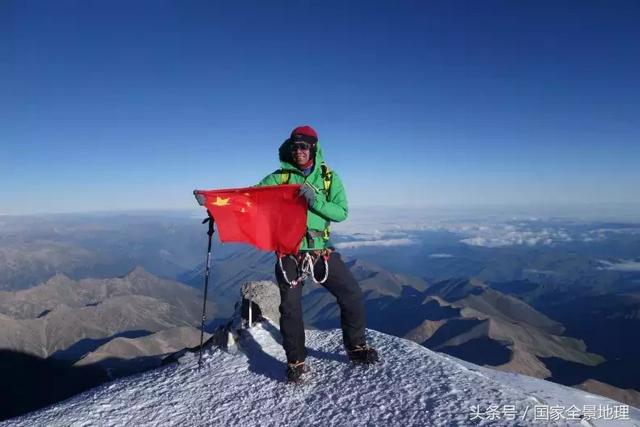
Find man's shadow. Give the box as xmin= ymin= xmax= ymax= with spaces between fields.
xmin=239 ymin=321 xmax=351 ymax=381
xmin=260 ymin=321 xmax=348 ymax=364
xmin=236 ymin=327 xmax=284 ymax=382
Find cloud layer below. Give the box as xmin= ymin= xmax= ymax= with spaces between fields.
xmin=332 ymin=208 xmax=640 ymax=249
xmin=597 ymin=259 xmax=640 ymax=272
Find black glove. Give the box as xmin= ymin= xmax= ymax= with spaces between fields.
xmin=298 ymin=183 xmax=317 ymax=207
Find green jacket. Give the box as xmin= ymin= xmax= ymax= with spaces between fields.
xmin=257 ymin=140 xmax=348 ymax=251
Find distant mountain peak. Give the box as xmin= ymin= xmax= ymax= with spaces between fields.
xmin=469 ymin=277 xmax=487 ymax=288
xmin=43 ymin=273 xmax=74 ymax=287
xmin=345 ymin=257 xmax=386 ymax=273
xmin=123 ymin=266 xmax=154 ymax=280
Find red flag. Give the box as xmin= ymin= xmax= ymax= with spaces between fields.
xmin=194 ymin=185 xmax=307 ymax=254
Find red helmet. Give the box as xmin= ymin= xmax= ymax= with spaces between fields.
xmin=290 ymin=125 xmax=318 ymax=144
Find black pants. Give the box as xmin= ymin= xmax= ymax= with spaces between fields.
xmin=275 ymin=252 xmax=366 ymax=362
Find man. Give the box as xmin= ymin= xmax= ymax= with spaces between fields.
xmin=258 ymin=125 xmax=379 ymax=383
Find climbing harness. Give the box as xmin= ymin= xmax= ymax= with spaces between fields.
xmin=278 ymin=249 xmax=332 ymax=287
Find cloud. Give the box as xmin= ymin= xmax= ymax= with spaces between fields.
xmin=336 ymin=222 xmax=576 ymax=249
xmin=429 ymin=253 xmax=454 ymax=258
xmin=459 ymin=227 xmax=573 ymax=248
xmin=597 ymin=259 xmax=640 ymax=272
xmin=589 ymin=228 xmax=640 ymax=235
xmin=582 ymin=227 xmax=640 ymax=242
xmin=579 ymin=227 xmax=640 ymax=242
xmin=334 ymin=238 xmax=417 ymax=249
xmin=522 ymin=268 xmax=557 ymax=275
xmin=332 ymin=207 xmax=640 ymax=249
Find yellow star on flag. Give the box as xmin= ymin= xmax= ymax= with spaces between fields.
xmin=211 ymin=196 xmax=230 ymax=206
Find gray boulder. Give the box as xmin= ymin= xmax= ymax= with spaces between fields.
xmin=240 ymin=280 xmax=280 ymax=326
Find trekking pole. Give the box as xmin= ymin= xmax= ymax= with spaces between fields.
xmin=198 ymin=213 xmax=215 ymax=367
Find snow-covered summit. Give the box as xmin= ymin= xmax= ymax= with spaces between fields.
xmin=3 ymin=323 xmax=639 ymax=426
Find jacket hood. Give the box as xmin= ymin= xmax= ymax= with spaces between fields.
xmin=278 ymin=138 xmax=326 ymax=174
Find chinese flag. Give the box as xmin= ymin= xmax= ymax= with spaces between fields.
xmin=194 ymin=185 xmax=307 ymax=254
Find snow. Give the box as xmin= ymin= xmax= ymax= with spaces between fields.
xmin=3 ymin=324 xmax=639 ymax=427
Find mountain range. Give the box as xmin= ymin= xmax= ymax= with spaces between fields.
xmin=2 ymin=213 xmax=640 ymax=420
xmin=0 ymin=267 xmax=215 ymax=360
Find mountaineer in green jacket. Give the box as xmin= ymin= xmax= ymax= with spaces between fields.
xmin=258 ymin=125 xmax=379 ymax=383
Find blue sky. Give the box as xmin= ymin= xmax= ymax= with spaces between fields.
xmin=1 ymin=0 xmax=639 ymax=214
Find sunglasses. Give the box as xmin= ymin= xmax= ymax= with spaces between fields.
xmin=291 ymin=142 xmax=311 ymax=151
